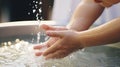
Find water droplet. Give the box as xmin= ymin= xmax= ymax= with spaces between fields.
xmin=28 ymin=12 xmax=31 ymax=15
xmin=35 ymin=5 xmax=37 ymax=7
xmin=45 ymin=36 xmax=49 ymax=41
xmin=39 ymin=2 xmax=42 ymax=4
xmin=36 ymin=1 xmax=38 ymax=4
xmin=33 ymin=9 xmax=36 ymax=13
xmin=40 ymin=17 xmax=43 ymax=20
xmin=33 ymin=1 xmax=35 ymax=3
xmin=39 ymin=9 xmax=42 ymax=13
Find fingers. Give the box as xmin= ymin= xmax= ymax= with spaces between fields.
xmin=40 ymin=24 xmax=55 ymax=31
xmin=35 ymin=52 xmax=43 ymax=56
xmin=45 ymin=50 xmax=69 ymax=60
xmin=34 ymin=44 xmax=47 ymax=56
xmin=40 ymin=24 xmax=67 ymax=31
xmin=46 ymin=31 xmax=66 ymax=38
xmin=34 ymin=45 xmax=43 ymax=49
xmin=33 ymin=43 xmax=46 ymax=49
xmin=45 ymin=37 xmax=59 ymax=47
xmin=34 ymin=38 xmax=59 ymax=56
xmin=43 ymin=39 xmax=63 ymax=57
xmin=44 ymin=31 xmax=67 ymax=57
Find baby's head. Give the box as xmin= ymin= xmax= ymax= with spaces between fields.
xmin=94 ymin=0 xmax=119 ymax=7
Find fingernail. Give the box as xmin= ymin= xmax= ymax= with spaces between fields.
xmin=35 ymin=52 xmax=42 ymax=56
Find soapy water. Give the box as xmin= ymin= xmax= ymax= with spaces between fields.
xmin=0 ymin=39 xmax=120 ymax=67
xmin=0 ymin=40 xmax=72 ymax=67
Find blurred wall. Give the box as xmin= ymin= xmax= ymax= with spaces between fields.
xmin=0 ymin=0 xmax=2 ymax=22
xmin=0 ymin=10 xmax=1 ymax=23
xmin=52 ymin=0 xmax=81 ymax=26
xmin=0 ymin=0 xmax=54 ymax=22
xmin=8 ymin=0 xmax=36 ymax=21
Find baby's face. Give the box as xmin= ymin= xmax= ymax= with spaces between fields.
xmin=94 ymin=0 xmax=112 ymax=7
xmin=94 ymin=0 xmax=102 ymax=3
xmin=95 ymin=0 xmax=120 ymax=7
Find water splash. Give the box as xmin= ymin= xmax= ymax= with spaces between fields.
xmin=28 ymin=0 xmax=43 ymax=21
xmin=28 ymin=0 xmax=45 ymax=44
xmin=0 ymin=40 xmax=74 ymax=67
xmin=1 ymin=40 xmax=120 ymax=67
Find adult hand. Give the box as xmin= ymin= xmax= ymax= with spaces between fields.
xmin=42 ymin=29 xmax=83 ymax=59
xmin=34 ymin=24 xmax=67 ymax=56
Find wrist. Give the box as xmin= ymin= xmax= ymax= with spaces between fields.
xmin=75 ymin=32 xmax=88 ymax=49
xmin=77 ymin=32 xmax=87 ymax=48
xmin=77 ymin=31 xmax=95 ymax=48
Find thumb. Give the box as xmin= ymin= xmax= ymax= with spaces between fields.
xmin=46 ymin=31 xmax=66 ymax=38
xmin=40 ymin=24 xmax=67 ymax=31
xmin=40 ymin=24 xmax=52 ymax=31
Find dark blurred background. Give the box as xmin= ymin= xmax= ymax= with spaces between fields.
xmin=0 ymin=0 xmax=54 ymax=22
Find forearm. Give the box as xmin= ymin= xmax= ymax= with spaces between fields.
xmin=79 ymin=18 xmax=120 ymax=47
xmin=67 ymin=0 xmax=104 ymax=31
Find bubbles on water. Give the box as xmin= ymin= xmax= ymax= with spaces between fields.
xmin=1 ymin=40 xmax=120 ymax=67
xmin=52 ymin=66 xmax=56 ymax=67
xmin=3 ymin=42 xmax=7 ymax=46
xmin=0 ymin=40 xmax=74 ymax=67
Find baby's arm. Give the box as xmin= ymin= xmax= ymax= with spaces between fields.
xmin=67 ymin=0 xmax=104 ymax=31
